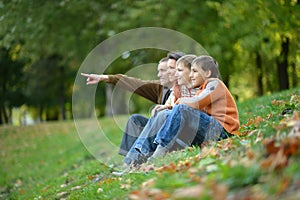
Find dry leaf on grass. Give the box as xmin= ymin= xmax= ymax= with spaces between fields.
xmin=172 ymin=185 xmax=204 ymax=199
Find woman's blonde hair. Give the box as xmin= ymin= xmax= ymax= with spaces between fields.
xmin=176 ymin=54 xmax=197 ymax=69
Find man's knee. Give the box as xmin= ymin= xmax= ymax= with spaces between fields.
xmin=128 ymin=114 xmax=148 ymax=128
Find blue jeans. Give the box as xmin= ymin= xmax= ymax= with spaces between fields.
xmin=118 ymin=114 xmax=149 ymax=156
xmin=123 ymin=104 xmax=226 ymax=165
xmin=154 ymin=104 xmax=224 ymax=149
xmin=123 ymin=110 xmax=171 ymax=165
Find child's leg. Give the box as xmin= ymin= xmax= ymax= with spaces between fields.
xmin=154 ymin=104 xmax=224 ymax=149
xmin=133 ymin=110 xmax=171 ymax=155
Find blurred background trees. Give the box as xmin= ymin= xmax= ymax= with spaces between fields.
xmin=0 ymin=0 xmax=299 ymax=125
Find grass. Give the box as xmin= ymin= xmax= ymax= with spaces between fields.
xmin=0 ymin=87 xmax=300 ymax=199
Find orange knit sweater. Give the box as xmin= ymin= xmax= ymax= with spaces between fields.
xmin=196 ymin=78 xmax=240 ymax=134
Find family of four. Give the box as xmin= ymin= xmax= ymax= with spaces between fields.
xmin=81 ymin=52 xmax=240 ymax=174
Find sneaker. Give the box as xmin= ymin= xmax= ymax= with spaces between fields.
xmin=111 ymin=167 xmax=131 ymax=176
xmin=111 ymin=164 xmax=132 ymax=176
xmin=147 ymin=145 xmax=168 ymax=163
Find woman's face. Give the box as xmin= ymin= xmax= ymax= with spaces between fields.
xmin=175 ymin=62 xmax=192 ymax=87
xmin=167 ymin=59 xmax=177 ymax=83
xmin=190 ymin=64 xmax=209 ymax=88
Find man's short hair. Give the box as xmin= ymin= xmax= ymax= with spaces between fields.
xmin=159 ymin=57 xmax=168 ymax=63
xmin=167 ymin=51 xmax=186 ymax=61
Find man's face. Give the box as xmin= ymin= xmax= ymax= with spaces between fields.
xmin=167 ymin=58 xmax=177 ymax=83
xmin=157 ymin=61 xmax=172 ymax=87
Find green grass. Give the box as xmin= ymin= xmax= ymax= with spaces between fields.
xmin=1 ymin=87 xmax=300 ymax=199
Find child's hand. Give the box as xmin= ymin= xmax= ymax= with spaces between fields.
xmin=151 ymin=105 xmax=168 ymax=117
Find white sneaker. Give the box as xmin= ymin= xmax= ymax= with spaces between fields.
xmin=111 ymin=168 xmax=130 ymax=176
xmin=147 ymin=145 xmax=168 ymax=163
xmin=111 ymin=164 xmax=131 ymax=176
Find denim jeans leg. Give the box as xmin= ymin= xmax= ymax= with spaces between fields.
xmin=154 ymin=104 xmax=224 ymax=149
xmin=134 ymin=110 xmax=171 ymax=156
xmin=154 ymin=104 xmax=191 ymax=149
xmin=118 ymin=114 xmax=149 ymax=156
xmin=123 ymin=110 xmax=171 ymax=164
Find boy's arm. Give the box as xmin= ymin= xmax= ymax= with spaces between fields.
xmin=178 ymin=79 xmax=220 ymax=109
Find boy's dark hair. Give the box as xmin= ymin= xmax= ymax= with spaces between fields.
xmin=167 ymin=51 xmax=186 ymax=61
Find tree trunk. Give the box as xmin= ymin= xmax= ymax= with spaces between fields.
xmin=39 ymin=104 xmax=44 ymax=122
xmin=105 ymin=84 xmax=113 ymax=117
xmin=105 ymin=84 xmax=127 ymax=116
xmin=60 ymin=66 xmax=66 ymax=120
xmin=0 ymin=107 xmax=2 ymax=125
xmin=276 ymin=36 xmax=289 ymax=91
xmin=291 ymin=62 xmax=297 ymax=87
xmin=256 ymin=52 xmax=263 ymax=96
xmin=1 ymin=105 xmax=9 ymax=124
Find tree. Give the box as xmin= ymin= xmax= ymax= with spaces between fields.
xmin=208 ymin=0 xmax=299 ymax=96
xmin=0 ymin=0 xmax=299 ymax=121
xmin=0 ymin=46 xmax=26 ymax=124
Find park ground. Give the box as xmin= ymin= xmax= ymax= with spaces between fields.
xmin=1 ymin=87 xmax=300 ymax=200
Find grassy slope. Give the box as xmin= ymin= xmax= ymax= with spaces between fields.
xmin=0 ymin=87 xmax=299 ymax=199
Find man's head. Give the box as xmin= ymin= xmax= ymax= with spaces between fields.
xmin=157 ymin=57 xmax=173 ymax=88
xmin=167 ymin=51 xmax=186 ymax=83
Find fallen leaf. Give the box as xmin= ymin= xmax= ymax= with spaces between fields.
xmin=263 ymin=138 xmax=280 ymax=154
xmin=57 ymin=191 xmax=68 ymax=198
xmin=276 ymin=177 xmax=290 ymax=195
xmin=200 ymin=146 xmax=219 ymax=158
xmin=255 ymin=116 xmax=264 ymax=126
xmin=71 ymin=185 xmax=82 ymax=191
xmin=245 ymin=118 xmax=254 ymax=126
xmin=147 ymin=188 xmax=170 ymax=199
xmin=129 ymin=188 xmax=170 ymax=200
xmin=97 ymin=188 xmax=103 ymax=193
xmin=290 ymin=94 xmax=300 ymax=104
xmin=156 ymin=162 xmax=177 ymax=173
xmin=246 ymin=150 xmax=255 ymax=160
xmin=231 ymin=130 xmax=242 ymax=136
xmin=254 ymin=130 xmax=263 ymax=144
xmin=217 ymin=139 xmax=232 ymax=151
xmin=260 ymin=149 xmax=288 ymax=170
xmin=288 ymin=121 xmax=300 ymax=137
xmin=141 ymin=178 xmax=156 ymax=189
xmin=210 ymin=181 xmax=228 ymax=200
xmin=129 ymin=190 xmax=147 ymax=200
xmin=120 ymin=184 xmax=131 ymax=189
xmin=172 ymin=185 xmax=204 ymax=199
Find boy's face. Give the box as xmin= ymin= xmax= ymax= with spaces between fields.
xmin=167 ymin=58 xmax=177 ymax=83
xmin=190 ymin=64 xmax=209 ymax=88
xmin=175 ymin=62 xmax=191 ymax=87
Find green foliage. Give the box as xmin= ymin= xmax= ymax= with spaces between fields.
xmin=0 ymin=0 xmax=299 ymax=121
xmin=0 ymin=47 xmax=26 ymax=108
